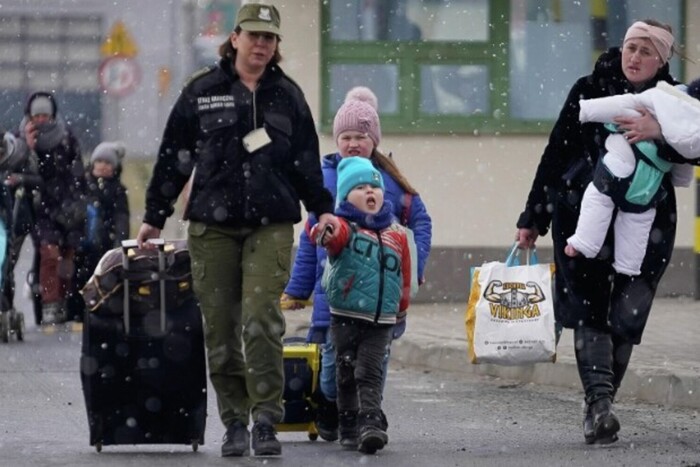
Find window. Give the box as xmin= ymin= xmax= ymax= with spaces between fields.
xmin=320 ymin=0 xmax=684 ymax=135
xmin=0 ymin=14 xmax=102 ymax=147
xmin=0 ymin=15 xmax=102 ymax=90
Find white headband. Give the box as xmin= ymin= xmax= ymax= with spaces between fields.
xmin=624 ymin=21 xmax=674 ymax=64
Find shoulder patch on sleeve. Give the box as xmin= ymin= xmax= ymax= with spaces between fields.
xmin=184 ymin=66 xmax=214 ymax=87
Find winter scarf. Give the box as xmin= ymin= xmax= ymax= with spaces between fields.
xmin=19 ymin=115 xmax=67 ymax=152
xmin=334 ymin=198 xmax=394 ymax=231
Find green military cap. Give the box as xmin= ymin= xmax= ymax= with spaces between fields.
xmin=235 ymin=3 xmax=281 ymax=35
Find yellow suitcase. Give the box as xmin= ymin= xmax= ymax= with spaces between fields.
xmin=275 ymin=337 xmax=320 ymax=440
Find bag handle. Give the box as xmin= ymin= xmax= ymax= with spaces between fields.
xmin=505 ymin=243 xmax=538 ymax=267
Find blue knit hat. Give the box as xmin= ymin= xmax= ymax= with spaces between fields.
xmin=336 ymin=157 xmax=384 ymax=208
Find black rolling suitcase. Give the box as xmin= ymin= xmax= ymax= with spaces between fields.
xmin=80 ymin=239 xmax=207 ymax=452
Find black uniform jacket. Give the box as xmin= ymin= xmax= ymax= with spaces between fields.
xmin=144 ymin=58 xmax=333 ymax=229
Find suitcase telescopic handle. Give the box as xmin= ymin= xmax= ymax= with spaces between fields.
xmin=120 ymin=239 xmax=167 ymax=334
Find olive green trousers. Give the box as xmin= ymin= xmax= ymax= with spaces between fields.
xmin=188 ymin=221 xmax=292 ymax=427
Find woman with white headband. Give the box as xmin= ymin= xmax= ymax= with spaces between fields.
xmin=515 ymin=19 xmax=697 ymax=445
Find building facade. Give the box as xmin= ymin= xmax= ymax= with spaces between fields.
xmin=0 ymin=0 xmax=697 ymax=299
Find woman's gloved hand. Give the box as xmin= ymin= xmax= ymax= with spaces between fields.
xmin=280 ymin=293 xmax=311 ymax=311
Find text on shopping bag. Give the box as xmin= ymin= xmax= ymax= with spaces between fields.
xmin=466 ymin=260 xmax=556 ymax=365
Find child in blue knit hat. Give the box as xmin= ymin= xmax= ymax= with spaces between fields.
xmin=282 ymin=86 xmax=431 ymax=447
xmin=310 ymin=156 xmax=417 ymax=455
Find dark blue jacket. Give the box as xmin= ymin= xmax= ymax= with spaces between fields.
xmin=284 ymin=152 xmax=432 ymax=342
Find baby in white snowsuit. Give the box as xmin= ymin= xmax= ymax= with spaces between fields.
xmin=566 ymin=80 xmax=700 ymax=275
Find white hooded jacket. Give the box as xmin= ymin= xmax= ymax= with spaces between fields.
xmin=579 ymin=81 xmax=700 ymax=187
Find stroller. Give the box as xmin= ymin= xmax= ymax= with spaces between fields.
xmin=0 ymin=214 xmax=24 ymax=343
xmin=0 ymin=132 xmax=36 ymax=343
xmin=1 ymin=183 xmax=42 ymax=339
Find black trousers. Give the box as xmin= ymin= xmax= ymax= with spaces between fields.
xmin=330 ymin=315 xmax=392 ymax=415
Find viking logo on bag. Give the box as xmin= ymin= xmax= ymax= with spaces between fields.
xmin=465 ymin=258 xmax=556 ymax=365
xmin=483 ymin=280 xmax=546 ymax=320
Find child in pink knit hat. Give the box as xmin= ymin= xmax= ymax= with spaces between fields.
xmin=332 ymin=87 xmax=382 ymax=148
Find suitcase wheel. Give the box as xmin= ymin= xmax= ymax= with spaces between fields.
xmin=11 ymin=311 xmax=24 ymax=342
xmin=95 ymin=442 xmax=103 ymax=453
xmin=308 ymin=433 xmax=318 ymax=441
xmin=1 ymin=312 xmax=9 ymax=343
xmin=0 ymin=310 xmax=26 ymax=343
xmin=191 ymin=441 xmax=199 ymax=452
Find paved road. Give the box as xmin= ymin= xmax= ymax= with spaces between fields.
xmin=3 ymin=240 xmax=699 ymax=465
xmin=2 ymin=320 xmax=700 ymax=466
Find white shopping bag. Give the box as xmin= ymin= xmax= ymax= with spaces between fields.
xmin=465 ymin=246 xmax=556 ymax=365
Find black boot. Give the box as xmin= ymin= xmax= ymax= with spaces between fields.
xmin=380 ymin=410 xmax=389 ymax=444
xmin=582 ymin=401 xmax=595 ymax=445
xmin=251 ymin=419 xmax=281 ymax=456
xmin=611 ymin=336 xmax=634 ymax=402
xmin=358 ymin=410 xmax=388 ymax=454
xmin=338 ymin=410 xmax=358 ymax=449
xmin=221 ymin=420 xmax=250 ymax=457
xmin=574 ymin=326 xmax=618 ymax=444
xmin=582 ymin=397 xmax=620 ymax=445
xmin=590 ymin=397 xmax=620 ymax=444
xmin=609 ymin=272 xmax=643 ymax=401
xmin=312 ymin=390 xmax=338 ymax=442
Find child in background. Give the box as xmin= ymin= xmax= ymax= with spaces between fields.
xmin=311 ymin=156 xmax=416 ymax=454
xmin=73 ymin=142 xmax=130 ymax=308
xmin=281 ymin=86 xmax=432 ymax=442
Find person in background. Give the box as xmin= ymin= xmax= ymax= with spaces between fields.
xmin=281 ymin=86 xmax=432 ymax=442
xmin=21 ymin=92 xmax=86 ymax=325
xmin=135 ymin=3 xmax=338 ymax=458
xmin=0 ymin=131 xmax=33 ymax=315
xmin=1 ymin=127 xmax=42 ymax=324
xmin=70 ymin=141 xmax=130 ymax=317
xmin=515 ymin=19 xmax=696 ymax=445
xmin=311 ymin=156 xmax=416 ymax=454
